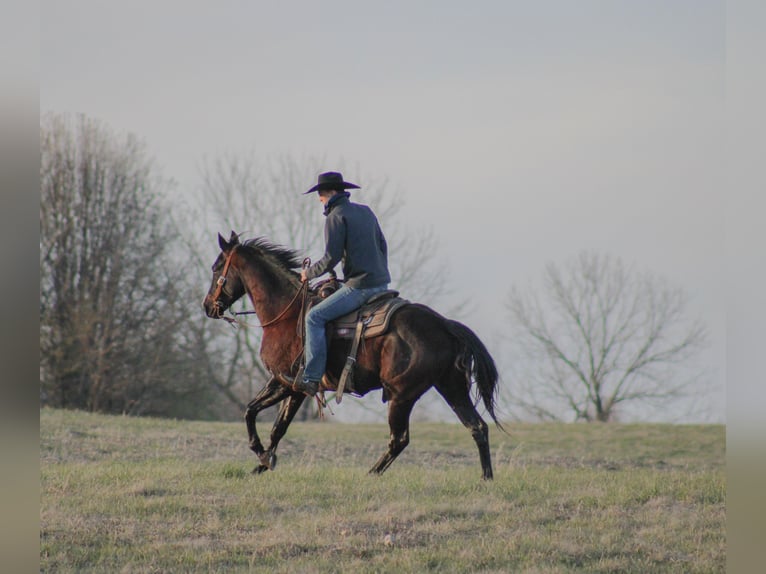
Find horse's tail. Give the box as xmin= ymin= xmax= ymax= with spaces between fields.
xmin=445 ymin=319 xmax=503 ymax=429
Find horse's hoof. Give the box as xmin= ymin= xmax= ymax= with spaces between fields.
xmin=251 ymin=465 xmax=268 ymax=475
xmin=258 ymin=451 xmax=277 ymax=470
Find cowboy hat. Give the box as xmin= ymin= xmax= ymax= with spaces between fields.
xmin=304 ymin=171 xmax=361 ymax=194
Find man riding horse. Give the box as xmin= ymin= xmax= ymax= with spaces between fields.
xmin=293 ymin=171 xmax=392 ymax=397
xmin=203 ymin=171 xmax=501 ymax=479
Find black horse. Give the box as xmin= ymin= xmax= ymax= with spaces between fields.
xmin=203 ymin=232 xmax=502 ymax=479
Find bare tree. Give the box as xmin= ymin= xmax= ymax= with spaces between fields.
xmin=185 ymin=153 xmax=457 ymax=419
xmin=505 ymin=251 xmax=708 ymax=422
xmin=40 ymin=113 xmax=219 ymax=418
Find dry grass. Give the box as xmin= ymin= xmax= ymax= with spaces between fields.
xmin=41 ymin=408 xmax=725 ymax=573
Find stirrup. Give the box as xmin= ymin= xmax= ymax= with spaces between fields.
xmin=292 ymin=364 xmax=305 ymax=386
xmin=292 ymin=378 xmax=318 ymax=396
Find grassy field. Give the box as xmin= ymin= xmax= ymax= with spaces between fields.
xmin=40 ymin=408 xmax=725 ymax=573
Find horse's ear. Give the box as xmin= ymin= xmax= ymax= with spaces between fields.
xmin=218 ymin=232 xmax=230 ymax=252
xmin=229 ymin=230 xmax=240 ymax=244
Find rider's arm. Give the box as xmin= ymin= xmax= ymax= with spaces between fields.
xmin=305 ymin=214 xmax=345 ymax=281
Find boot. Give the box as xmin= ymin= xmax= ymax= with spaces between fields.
xmin=292 ymin=378 xmax=319 ymax=396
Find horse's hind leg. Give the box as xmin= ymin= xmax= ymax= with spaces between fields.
xmin=436 ymin=384 xmax=493 ymax=480
xmin=369 ymin=398 xmax=415 ymax=476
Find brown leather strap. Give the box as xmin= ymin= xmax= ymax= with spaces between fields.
xmin=211 ymin=248 xmax=236 ymax=303
xmin=336 ymin=315 xmax=367 ymax=404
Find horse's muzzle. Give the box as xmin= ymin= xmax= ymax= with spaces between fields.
xmin=203 ymin=296 xmax=226 ymax=319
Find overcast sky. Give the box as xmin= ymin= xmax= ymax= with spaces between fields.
xmin=41 ymin=1 xmax=731 ymax=422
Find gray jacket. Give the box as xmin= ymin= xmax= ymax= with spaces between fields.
xmin=305 ymin=195 xmax=391 ymax=289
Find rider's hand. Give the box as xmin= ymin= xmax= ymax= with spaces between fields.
xmin=300 ymin=269 xmax=308 ymax=283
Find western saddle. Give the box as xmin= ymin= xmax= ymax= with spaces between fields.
xmin=319 ymin=284 xmax=408 ymax=402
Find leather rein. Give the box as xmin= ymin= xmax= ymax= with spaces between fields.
xmin=214 ymin=247 xmax=310 ymax=331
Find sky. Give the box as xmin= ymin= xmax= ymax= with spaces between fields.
xmin=40 ymin=0 xmax=731 ymax=422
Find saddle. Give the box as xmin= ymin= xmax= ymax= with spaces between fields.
xmin=314 ymin=285 xmax=408 ymax=403
xmin=330 ymin=290 xmax=408 ymax=339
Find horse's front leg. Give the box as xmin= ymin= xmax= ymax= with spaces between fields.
xmin=256 ymin=392 xmax=307 ymax=472
xmin=244 ymin=377 xmax=291 ymax=472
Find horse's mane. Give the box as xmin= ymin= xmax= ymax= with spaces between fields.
xmin=240 ymin=237 xmax=304 ymax=277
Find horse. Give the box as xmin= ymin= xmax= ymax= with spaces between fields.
xmin=203 ymin=231 xmax=503 ymax=480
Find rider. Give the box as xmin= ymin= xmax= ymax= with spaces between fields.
xmin=293 ymin=171 xmax=391 ymax=396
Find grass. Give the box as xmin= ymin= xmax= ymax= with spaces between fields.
xmin=40 ymin=408 xmax=725 ymax=573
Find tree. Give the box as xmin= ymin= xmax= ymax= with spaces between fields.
xmin=505 ymin=251 xmax=708 ymax=422
xmin=40 ymin=113 xmax=219 ymax=418
xmin=182 ymin=153 xmax=458 ymax=419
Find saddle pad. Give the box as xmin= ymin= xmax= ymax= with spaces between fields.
xmin=331 ymin=295 xmax=409 ymax=339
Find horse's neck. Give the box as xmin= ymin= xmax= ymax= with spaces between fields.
xmin=242 ymin=266 xmax=301 ymax=324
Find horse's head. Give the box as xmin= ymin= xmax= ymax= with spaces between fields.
xmin=203 ymin=231 xmax=246 ymax=319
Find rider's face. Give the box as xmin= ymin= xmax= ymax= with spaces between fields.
xmin=317 ymin=189 xmax=338 ymax=206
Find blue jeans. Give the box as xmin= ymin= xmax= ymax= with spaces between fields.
xmin=303 ymin=283 xmax=389 ymax=382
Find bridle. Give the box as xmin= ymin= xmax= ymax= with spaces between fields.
xmin=211 ymin=247 xmax=238 ymax=318
xmin=212 ymin=248 xmax=311 ymax=331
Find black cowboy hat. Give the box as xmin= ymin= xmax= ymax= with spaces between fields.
xmin=304 ymin=171 xmax=361 ymax=194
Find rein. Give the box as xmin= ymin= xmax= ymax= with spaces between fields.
xmin=220 ymin=256 xmax=312 ymax=333
xmin=252 ymin=280 xmax=309 ymax=329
